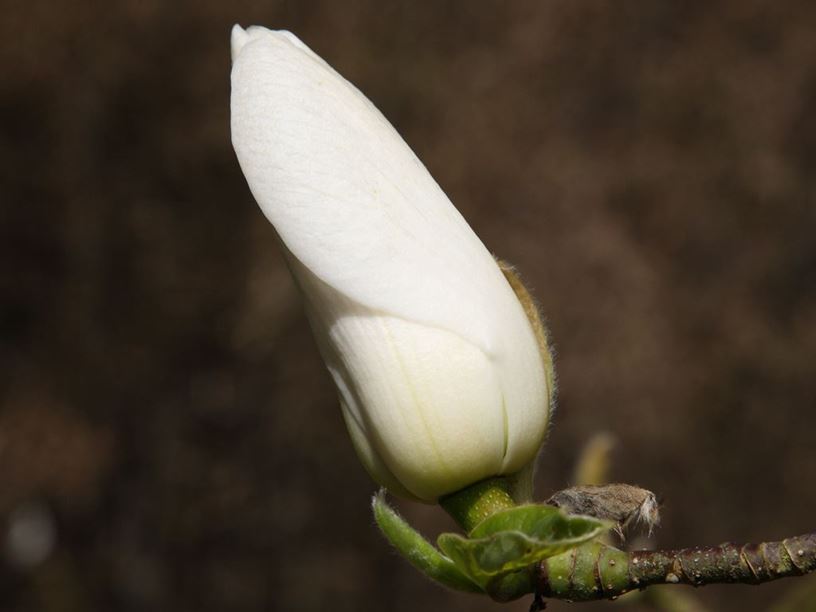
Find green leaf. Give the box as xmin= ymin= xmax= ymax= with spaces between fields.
xmin=371 ymin=490 xmax=483 ymax=594
xmin=469 ymin=503 xmax=607 ymax=540
xmin=436 ymin=504 xmax=610 ymax=584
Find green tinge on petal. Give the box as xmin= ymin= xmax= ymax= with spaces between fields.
xmin=437 ymin=504 xmax=610 ymax=584
xmin=371 ymin=491 xmax=483 ymax=594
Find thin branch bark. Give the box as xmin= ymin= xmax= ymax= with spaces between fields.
xmin=535 ymin=531 xmax=816 ymax=602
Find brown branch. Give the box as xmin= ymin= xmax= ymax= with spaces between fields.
xmin=534 ymin=531 xmax=816 ymax=603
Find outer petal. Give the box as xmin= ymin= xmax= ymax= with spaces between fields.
xmin=232 ymin=26 xmax=515 ymax=353
xmin=231 ymin=26 xmax=551 ymax=497
xmin=295 ymin=263 xmax=507 ymax=501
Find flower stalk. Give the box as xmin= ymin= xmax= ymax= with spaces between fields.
xmin=439 ymin=477 xmax=517 ymax=532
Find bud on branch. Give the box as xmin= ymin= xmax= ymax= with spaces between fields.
xmin=229 ymin=23 xmax=816 ymax=609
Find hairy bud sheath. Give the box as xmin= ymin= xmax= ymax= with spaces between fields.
xmin=230 ymin=26 xmax=551 ymax=502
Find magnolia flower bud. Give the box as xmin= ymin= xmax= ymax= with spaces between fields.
xmin=230 ymin=25 xmax=552 ymax=502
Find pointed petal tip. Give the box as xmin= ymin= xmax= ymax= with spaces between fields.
xmin=231 ymin=25 xmax=308 ymax=63
xmin=230 ymin=24 xmax=250 ymax=62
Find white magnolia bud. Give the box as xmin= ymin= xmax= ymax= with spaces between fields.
xmin=230 ymin=25 xmax=551 ymax=502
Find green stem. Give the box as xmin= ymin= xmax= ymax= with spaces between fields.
xmin=439 ymin=477 xmax=516 ymax=533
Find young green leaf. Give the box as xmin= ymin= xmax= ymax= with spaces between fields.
xmin=437 ymin=504 xmax=610 ymax=584
xmin=371 ymin=491 xmax=483 ymax=593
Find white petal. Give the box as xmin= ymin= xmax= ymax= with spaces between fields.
xmin=298 ymin=266 xmax=507 ymax=501
xmin=232 ymin=28 xmax=513 ymax=354
xmin=338 ymin=393 xmax=419 ymax=501
xmin=230 ymin=24 xmax=251 ymax=62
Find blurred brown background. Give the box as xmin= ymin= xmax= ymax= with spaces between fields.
xmin=2 ymin=1 xmax=816 ymax=611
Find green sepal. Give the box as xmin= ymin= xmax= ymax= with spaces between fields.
xmin=371 ymin=490 xmax=483 ymax=594
xmin=436 ymin=504 xmax=610 ymax=585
